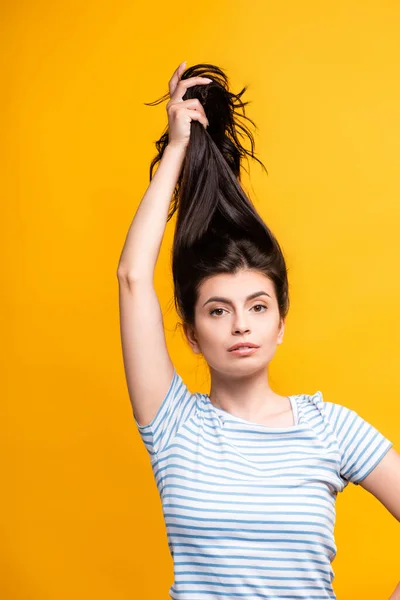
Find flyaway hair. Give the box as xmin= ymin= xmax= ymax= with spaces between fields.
xmin=144 ymin=63 xmax=290 ymax=328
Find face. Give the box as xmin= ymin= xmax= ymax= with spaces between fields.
xmin=184 ymin=269 xmax=285 ymax=377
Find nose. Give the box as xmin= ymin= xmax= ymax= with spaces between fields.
xmin=233 ymin=327 xmax=250 ymax=334
xmin=232 ymin=314 xmax=251 ymax=335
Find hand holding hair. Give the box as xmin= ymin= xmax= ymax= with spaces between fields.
xmin=166 ymin=61 xmax=212 ymax=150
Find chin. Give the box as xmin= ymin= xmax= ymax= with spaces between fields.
xmin=213 ymin=359 xmax=267 ymax=377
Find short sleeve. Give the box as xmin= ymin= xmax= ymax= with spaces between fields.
xmin=324 ymin=402 xmax=393 ymax=485
xmin=133 ymin=368 xmax=198 ymax=460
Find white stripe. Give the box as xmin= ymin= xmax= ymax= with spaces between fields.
xmin=135 ymin=370 xmax=392 ymax=599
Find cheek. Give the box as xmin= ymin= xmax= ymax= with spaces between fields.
xmin=200 ymin=319 xmax=222 ymax=341
xmin=196 ymin=319 xmax=228 ymax=353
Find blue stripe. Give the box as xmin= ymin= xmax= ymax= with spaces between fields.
xmin=134 ymin=375 xmax=391 ymax=599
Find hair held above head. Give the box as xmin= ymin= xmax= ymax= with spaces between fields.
xmin=144 ymin=63 xmax=290 ymax=329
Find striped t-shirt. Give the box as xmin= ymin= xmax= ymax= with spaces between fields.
xmin=134 ymin=369 xmax=393 ymax=599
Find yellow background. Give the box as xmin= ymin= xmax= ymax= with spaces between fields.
xmin=2 ymin=0 xmax=399 ymax=598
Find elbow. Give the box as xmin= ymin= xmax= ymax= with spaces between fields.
xmin=116 ymin=268 xmax=152 ymax=285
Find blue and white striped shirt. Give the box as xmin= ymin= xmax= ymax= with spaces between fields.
xmin=134 ymin=369 xmax=393 ymax=599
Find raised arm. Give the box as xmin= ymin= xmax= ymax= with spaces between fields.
xmin=116 ymin=62 xmax=210 ymax=426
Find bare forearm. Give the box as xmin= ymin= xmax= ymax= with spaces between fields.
xmin=389 ymin=581 xmax=400 ymax=600
xmin=117 ymin=143 xmax=186 ymax=280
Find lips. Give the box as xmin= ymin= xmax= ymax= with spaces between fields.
xmin=228 ymin=343 xmax=260 ymax=352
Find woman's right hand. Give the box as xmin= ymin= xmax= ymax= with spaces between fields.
xmin=166 ymin=61 xmax=212 ymax=150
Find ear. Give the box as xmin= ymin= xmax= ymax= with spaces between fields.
xmin=277 ymin=317 xmax=286 ymax=345
xmin=183 ymin=322 xmax=202 ymax=354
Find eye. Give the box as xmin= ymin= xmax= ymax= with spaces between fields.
xmin=209 ymin=305 xmax=267 ymax=317
xmin=253 ymin=304 xmax=267 ymax=312
xmin=209 ymin=308 xmax=226 ymax=317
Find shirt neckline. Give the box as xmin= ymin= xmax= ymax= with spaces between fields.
xmin=202 ymin=393 xmax=304 ymax=431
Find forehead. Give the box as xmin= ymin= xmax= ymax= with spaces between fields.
xmin=198 ymin=270 xmax=275 ymax=299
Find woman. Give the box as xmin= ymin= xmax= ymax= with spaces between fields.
xmin=117 ymin=61 xmax=400 ymax=599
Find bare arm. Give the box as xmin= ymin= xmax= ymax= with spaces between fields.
xmin=117 ymin=61 xmax=210 ymax=280
xmin=359 ymin=447 xmax=400 ymax=522
xmin=116 ymin=62 xmax=210 ymax=426
xmin=389 ymin=581 xmax=400 ymax=600
xmin=116 ymin=142 xmax=186 ymax=427
xmin=117 ymin=142 xmax=186 ymax=281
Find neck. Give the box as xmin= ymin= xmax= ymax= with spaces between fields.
xmin=208 ymin=366 xmax=286 ymax=420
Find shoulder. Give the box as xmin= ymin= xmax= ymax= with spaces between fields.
xmin=297 ymin=389 xmax=353 ymax=417
xmin=296 ymin=390 xmax=360 ymax=433
xmin=299 ymin=391 xmax=389 ymax=447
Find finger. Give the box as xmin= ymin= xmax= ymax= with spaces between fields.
xmin=168 ymin=61 xmax=186 ymax=97
xmin=179 ymin=97 xmax=207 ymax=112
xmin=169 ymin=76 xmax=212 ymax=104
xmin=167 ymin=97 xmax=208 ymax=121
xmin=186 ymin=108 xmax=209 ymax=129
xmin=183 ymin=98 xmax=209 ymax=122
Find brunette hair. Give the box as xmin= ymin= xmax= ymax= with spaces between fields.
xmin=145 ymin=63 xmax=290 ymax=329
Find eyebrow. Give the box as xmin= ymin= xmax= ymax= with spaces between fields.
xmin=202 ymin=290 xmax=272 ymax=307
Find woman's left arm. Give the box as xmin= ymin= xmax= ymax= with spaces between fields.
xmin=360 ymin=448 xmax=400 ymax=598
xmin=389 ymin=580 xmax=400 ymax=600
xmin=359 ymin=447 xmax=400 ymax=521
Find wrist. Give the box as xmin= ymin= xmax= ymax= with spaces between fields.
xmin=166 ymin=141 xmax=188 ymax=154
